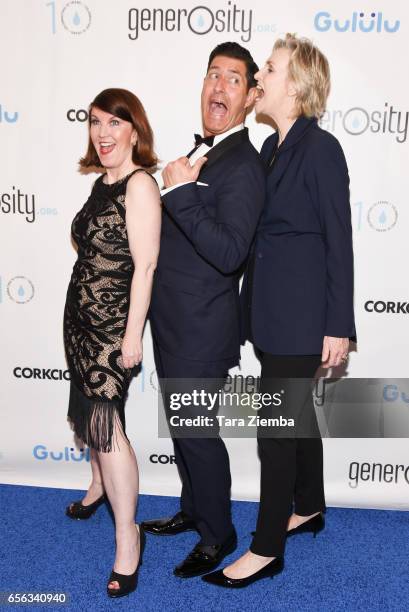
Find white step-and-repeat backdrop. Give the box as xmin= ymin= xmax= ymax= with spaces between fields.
xmin=1 ymin=0 xmax=408 ymax=509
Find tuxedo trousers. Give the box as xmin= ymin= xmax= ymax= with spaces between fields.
xmin=250 ymin=353 xmax=326 ymax=557
xmin=152 ymin=338 xmax=235 ymax=545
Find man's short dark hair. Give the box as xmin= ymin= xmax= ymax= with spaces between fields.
xmin=207 ymin=42 xmax=258 ymax=90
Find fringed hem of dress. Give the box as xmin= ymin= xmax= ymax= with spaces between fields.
xmin=67 ymin=381 xmax=129 ymax=452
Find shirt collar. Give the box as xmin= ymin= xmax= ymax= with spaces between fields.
xmin=212 ymin=123 xmax=245 ymax=147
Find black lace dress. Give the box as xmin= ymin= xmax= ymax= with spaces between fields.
xmin=64 ymin=169 xmax=152 ymax=452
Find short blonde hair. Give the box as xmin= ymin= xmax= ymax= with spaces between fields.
xmin=274 ymin=33 xmax=330 ymax=118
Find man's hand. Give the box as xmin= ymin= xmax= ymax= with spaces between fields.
xmin=162 ymin=156 xmax=207 ymax=188
xmin=321 ymin=336 xmax=349 ymax=368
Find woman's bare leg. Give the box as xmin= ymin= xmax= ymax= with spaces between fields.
xmin=81 ymin=449 xmax=104 ymax=505
xmin=97 ymin=420 xmax=140 ymax=590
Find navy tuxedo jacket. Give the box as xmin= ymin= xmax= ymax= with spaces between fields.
xmin=149 ymin=128 xmax=265 ymax=364
xmin=240 ymin=116 xmax=356 ymax=355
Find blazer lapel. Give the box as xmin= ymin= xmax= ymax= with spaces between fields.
xmin=199 ymin=128 xmax=249 ymax=177
xmin=267 ymin=116 xmax=317 ymax=190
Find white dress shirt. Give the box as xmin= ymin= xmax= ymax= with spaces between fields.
xmin=161 ymin=123 xmax=245 ymax=196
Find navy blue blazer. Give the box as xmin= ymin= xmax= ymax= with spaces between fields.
xmin=240 ymin=116 xmax=356 ymax=355
xmin=149 ymin=128 xmax=265 ymax=364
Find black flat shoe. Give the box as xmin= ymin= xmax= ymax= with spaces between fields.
xmin=141 ymin=511 xmax=196 ymax=536
xmin=107 ymin=525 xmax=146 ymax=599
xmin=65 ymin=493 xmax=106 ymax=520
xmin=174 ymin=531 xmax=237 ymax=578
xmin=202 ymin=556 xmax=284 ymax=588
xmin=287 ymin=513 xmax=325 ymax=538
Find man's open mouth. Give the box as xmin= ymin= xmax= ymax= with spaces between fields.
xmin=209 ymin=99 xmax=228 ymax=117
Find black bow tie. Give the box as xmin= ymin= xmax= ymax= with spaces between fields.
xmin=194 ymin=134 xmax=215 ymax=147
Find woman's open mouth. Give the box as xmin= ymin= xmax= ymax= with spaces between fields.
xmin=99 ymin=142 xmax=116 ymax=155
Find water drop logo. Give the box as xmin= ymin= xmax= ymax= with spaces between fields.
xmin=6 ymin=276 xmax=35 ymax=304
xmin=188 ymin=6 xmax=214 ymax=35
xmin=61 ymin=1 xmax=91 ymax=35
xmin=343 ymin=107 xmax=369 ymax=135
xmin=367 ymin=201 xmax=398 ymax=232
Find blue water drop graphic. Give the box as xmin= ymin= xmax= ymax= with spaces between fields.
xmin=378 ymin=210 xmax=387 ymax=224
xmin=197 ymin=14 xmax=205 ymax=27
xmin=18 ymin=285 xmax=25 ymax=297
xmin=352 ymin=116 xmax=360 ymax=129
xmin=73 ymin=11 xmax=81 ymax=26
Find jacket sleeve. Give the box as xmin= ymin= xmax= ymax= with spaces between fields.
xmin=161 ymin=159 xmax=266 ymax=274
xmin=309 ymin=136 xmax=356 ymax=339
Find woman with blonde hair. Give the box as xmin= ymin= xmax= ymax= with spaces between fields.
xmin=203 ymin=34 xmax=355 ymax=588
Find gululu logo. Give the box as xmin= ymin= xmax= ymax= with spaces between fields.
xmin=364 ymin=301 xmax=409 ymax=314
xmin=320 ymin=104 xmax=408 ymax=143
xmin=314 ymin=11 xmax=400 ymax=33
xmin=13 ymin=367 xmax=70 ymax=381
xmin=128 ymin=2 xmax=253 ymax=43
xmin=383 ymin=385 xmax=409 ymax=403
xmin=46 ymin=0 xmax=91 ymax=35
xmin=0 ymin=104 xmax=18 ymax=123
xmin=6 ymin=277 xmax=34 ymax=304
xmin=33 ymin=444 xmax=90 ymax=462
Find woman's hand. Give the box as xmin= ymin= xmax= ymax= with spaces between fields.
xmin=121 ymin=333 xmax=142 ymax=369
xmin=321 ymin=336 xmax=349 ymax=368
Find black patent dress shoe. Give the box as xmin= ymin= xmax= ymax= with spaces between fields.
xmin=65 ymin=494 xmax=106 ymax=520
xmin=107 ymin=525 xmax=146 ymax=599
xmin=287 ymin=513 xmax=325 ymax=538
xmin=141 ymin=511 xmax=196 ymax=536
xmin=174 ymin=532 xmax=237 ymax=578
xmin=202 ymin=556 xmax=284 ymax=588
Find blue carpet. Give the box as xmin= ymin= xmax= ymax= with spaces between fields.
xmin=0 ymin=484 xmax=408 ymax=611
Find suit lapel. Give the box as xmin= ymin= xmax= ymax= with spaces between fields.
xmin=267 ymin=116 xmax=317 ymax=190
xmin=199 ymin=128 xmax=249 ymax=177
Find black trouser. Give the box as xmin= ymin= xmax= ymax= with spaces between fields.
xmin=250 ymin=353 xmax=326 ymax=557
xmin=153 ymin=338 xmax=234 ymax=545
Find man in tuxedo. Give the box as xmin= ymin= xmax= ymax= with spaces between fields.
xmin=143 ymin=42 xmax=265 ymax=577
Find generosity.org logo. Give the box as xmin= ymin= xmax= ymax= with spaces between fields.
xmin=349 ymin=461 xmax=409 ymax=488
xmin=1 ymin=187 xmax=36 ymax=223
xmin=320 ymin=103 xmax=408 ymax=143
xmin=13 ymin=367 xmax=70 ymax=381
xmin=0 ymin=187 xmax=57 ymax=221
xmin=129 ymin=1 xmax=253 ymax=42
xmin=352 ymin=200 xmax=398 ymax=232
xmin=364 ymin=301 xmax=409 ymax=314
xmin=0 ymin=104 xmax=18 ymax=123
xmin=33 ymin=444 xmax=90 ymax=462
xmin=61 ymin=1 xmax=91 ymax=35
xmin=314 ymin=11 xmax=400 ymax=33
xmin=3 ymin=276 xmax=35 ymax=304
xmin=367 ymin=201 xmax=398 ymax=232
